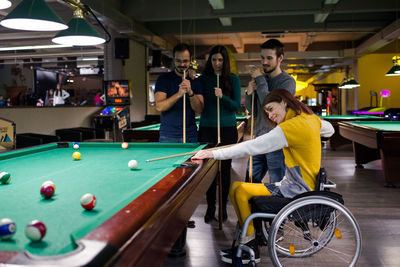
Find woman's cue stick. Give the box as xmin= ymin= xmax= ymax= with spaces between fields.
xmin=145 ymin=144 xmax=235 ymax=162
xmin=249 ymin=90 xmax=255 ymax=183
xmin=216 ymin=73 xmax=223 ymax=229
xmin=183 ymin=70 xmax=186 ymax=143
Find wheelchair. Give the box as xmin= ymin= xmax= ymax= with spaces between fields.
xmin=230 ymin=168 xmax=362 ymax=267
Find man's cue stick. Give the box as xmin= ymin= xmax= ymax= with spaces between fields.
xmin=249 ymin=91 xmax=255 ymax=183
xmin=183 ymin=70 xmax=186 ymax=143
xmin=216 ymin=73 xmax=223 ymax=229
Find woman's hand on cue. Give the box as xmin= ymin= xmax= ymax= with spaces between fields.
xmin=192 ymin=150 xmax=214 ymax=160
xmin=214 ymin=87 xmax=223 ymax=99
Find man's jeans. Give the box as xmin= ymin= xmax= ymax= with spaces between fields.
xmin=245 ymin=149 xmax=285 ymax=183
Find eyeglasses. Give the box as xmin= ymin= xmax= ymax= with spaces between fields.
xmin=174 ymin=59 xmax=190 ymax=64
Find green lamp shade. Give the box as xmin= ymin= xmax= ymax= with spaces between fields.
xmin=52 ymin=17 xmax=105 ymax=46
xmin=0 ymin=0 xmax=12 ymax=10
xmin=385 ymin=65 xmax=400 ymax=76
xmin=339 ymin=80 xmax=349 ymax=89
xmin=344 ymin=78 xmax=360 ymax=88
xmin=0 ymin=0 xmax=67 ymax=31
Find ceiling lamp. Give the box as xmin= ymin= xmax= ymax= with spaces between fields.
xmin=52 ymin=1 xmax=110 ymax=46
xmin=0 ymin=0 xmax=68 ymax=31
xmin=338 ymin=79 xmax=348 ymax=89
xmin=344 ymin=76 xmax=360 ymax=88
xmin=0 ymin=0 xmax=11 ymax=10
xmin=385 ymin=56 xmax=400 ymax=76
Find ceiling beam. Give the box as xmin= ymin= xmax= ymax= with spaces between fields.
xmin=227 ymin=33 xmax=244 ymax=53
xmin=0 ymin=50 xmax=103 ymax=60
xmin=356 ymin=18 xmax=400 ymax=55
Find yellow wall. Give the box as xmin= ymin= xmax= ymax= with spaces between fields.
xmin=358 ymin=53 xmax=400 ymax=108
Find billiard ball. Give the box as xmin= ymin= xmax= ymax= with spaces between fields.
xmin=41 ymin=180 xmax=56 ymax=190
xmin=25 ymin=220 xmax=46 ymax=242
xmin=80 ymin=193 xmax=96 ymax=210
xmin=0 ymin=172 xmax=11 ymax=184
xmin=121 ymin=142 xmax=129 ymax=149
xmin=128 ymin=160 xmax=138 ymax=169
xmin=40 ymin=184 xmax=55 ymax=199
xmin=72 ymin=152 xmax=81 ymax=160
xmin=0 ymin=218 xmax=16 ymax=240
xmin=73 ymin=143 xmax=80 ymax=150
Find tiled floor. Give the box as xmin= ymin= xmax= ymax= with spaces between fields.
xmin=163 ymin=144 xmax=400 ymax=266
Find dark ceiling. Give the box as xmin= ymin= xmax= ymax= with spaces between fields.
xmin=1 ymin=0 xmax=400 ymax=81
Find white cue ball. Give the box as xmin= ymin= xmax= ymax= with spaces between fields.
xmin=128 ymin=160 xmax=138 ymax=169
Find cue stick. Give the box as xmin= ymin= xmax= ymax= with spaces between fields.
xmin=217 ymin=74 xmax=221 ymax=144
xmin=248 ymin=90 xmax=255 ymax=183
xmin=146 ymin=144 xmax=235 ymax=162
xmin=216 ymin=73 xmax=223 ymax=229
xmin=183 ymin=70 xmax=187 ymax=143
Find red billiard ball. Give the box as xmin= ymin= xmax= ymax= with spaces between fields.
xmin=25 ymin=220 xmax=46 ymax=242
xmin=80 ymin=193 xmax=96 ymax=210
xmin=40 ymin=184 xmax=55 ymax=199
xmin=121 ymin=142 xmax=129 ymax=149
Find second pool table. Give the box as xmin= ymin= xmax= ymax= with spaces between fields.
xmin=0 ymin=142 xmax=217 ymax=266
xmin=123 ymin=120 xmax=247 ymax=143
xmin=338 ymin=121 xmax=400 ymax=186
xmin=319 ymin=115 xmax=387 ymax=150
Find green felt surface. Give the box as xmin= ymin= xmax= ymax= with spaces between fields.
xmin=134 ymin=121 xmax=200 ymax=131
xmin=346 ymin=121 xmax=400 ymax=131
xmin=320 ymin=115 xmax=381 ymax=119
xmin=195 ymin=115 xmax=248 ymax=120
xmin=0 ymin=142 xmax=205 ymax=256
xmin=135 ymin=115 xmax=248 ymax=131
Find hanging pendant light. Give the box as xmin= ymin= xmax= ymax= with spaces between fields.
xmin=0 ymin=0 xmax=11 ymax=10
xmin=0 ymin=0 xmax=68 ymax=31
xmin=52 ymin=8 xmax=105 ymax=46
xmin=344 ymin=76 xmax=360 ymax=88
xmin=385 ymin=56 xmax=400 ymax=76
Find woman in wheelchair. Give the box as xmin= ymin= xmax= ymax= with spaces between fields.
xmin=193 ymin=88 xmax=335 ymax=264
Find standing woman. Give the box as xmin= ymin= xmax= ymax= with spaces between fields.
xmin=199 ymin=45 xmax=241 ymax=223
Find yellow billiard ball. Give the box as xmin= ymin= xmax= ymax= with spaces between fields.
xmin=72 ymin=151 xmax=81 ymax=160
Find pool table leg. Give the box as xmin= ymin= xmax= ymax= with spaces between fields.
xmin=380 ymin=151 xmax=400 ymax=187
xmin=352 ymin=142 xmax=380 ymax=167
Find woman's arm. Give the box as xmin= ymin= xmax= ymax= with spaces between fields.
xmin=219 ymin=75 xmax=241 ymax=111
xmin=193 ymin=126 xmax=288 ymax=160
xmin=62 ymin=90 xmax=70 ymax=100
xmin=320 ymin=119 xmax=334 ymax=138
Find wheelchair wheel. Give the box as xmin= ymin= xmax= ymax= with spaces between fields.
xmin=268 ymin=196 xmax=361 ymax=267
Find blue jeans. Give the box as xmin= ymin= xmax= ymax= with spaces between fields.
xmin=245 ymin=150 xmax=285 ymax=183
xmin=159 ymin=135 xmax=198 ymax=143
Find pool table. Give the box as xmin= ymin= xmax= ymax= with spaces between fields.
xmin=319 ymin=115 xmax=387 ymax=150
xmin=123 ymin=120 xmax=247 ymax=143
xmin=338 ymin=121 xmax=400 ymax=185
xmin=0 ymin=142 xmax=217 ymax=266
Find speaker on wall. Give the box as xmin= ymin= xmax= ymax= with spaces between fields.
xmin=151 ymin=50 xmax=161 ymax=67
xmin=114 ymin=38 xmax=130 ymax=59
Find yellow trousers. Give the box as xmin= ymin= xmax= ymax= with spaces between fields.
xmin=229 ymin=181 xmax=271 ymax=236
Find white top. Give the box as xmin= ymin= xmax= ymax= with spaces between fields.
xmin=213 ymin=119 xmax=334 ymax=160
xmin=53 ymin=90 xmax=70 ymax=106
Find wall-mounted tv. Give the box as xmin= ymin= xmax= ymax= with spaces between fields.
xmin=104 ymin=80 xmax=130 ymax=106
xmin=34 ymin=69 xmax=58 ymax=99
